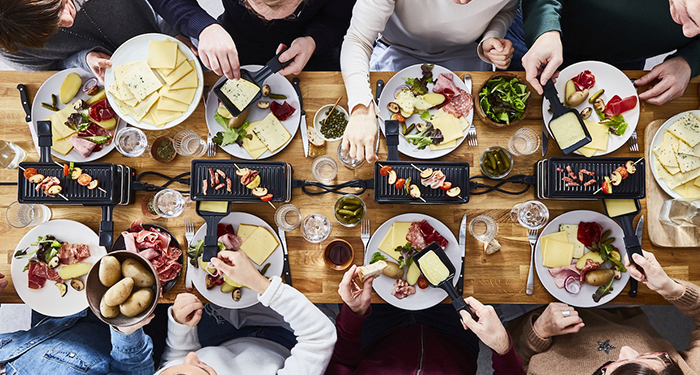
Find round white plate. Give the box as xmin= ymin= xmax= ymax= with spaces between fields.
xmin=105 ymin=33 xmax=203 ymax=130
xmin=11 ymin=220 xmax=107 ymax=317
xmin=191 ymin=212 xmax=283 ymax=309
xmin=30 ymin=68 xmax=125 ymax=162
xmin=377 ymin=64 xmax=474 ymax=160
xmin=363 ymin=213 xmax=460 ymax=311
xmin=534 ymin=210 xmax=630 ymax=308
xmin=648 ymin=110 xmax=696 ymax=199
xmin=205 ymin=68 xmax=300 ymax=160
xmin=541 ymin=61 xmax=639 ymax=156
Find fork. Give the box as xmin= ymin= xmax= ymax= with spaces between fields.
xmin=628 ymin=130 xmax=639 ymax=152
xmin=201 ymin=84 xmax=216 ymax=157
xmin=361 ymin=219 xmax=371 ymax=255
xmin=463 ymin=73 xmax=477 ymax=147
xmin=184 ymin=218 xmax=195 ymax=291
xmin=526 ymin=229 xmax=538 ymax=295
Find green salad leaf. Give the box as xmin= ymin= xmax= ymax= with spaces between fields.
xmin=370 ymin=252 xmax=387 ymax=264
xmin=478 ymin=76 xmax=530 ymax=125
xmin=214 ymin=112 xmax=229 ymax=128
xmin=212 ymin=121 xmax=251 ymax=147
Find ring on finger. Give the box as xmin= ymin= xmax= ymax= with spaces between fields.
xmin=561 ymin=310 xmax=571 ymax=317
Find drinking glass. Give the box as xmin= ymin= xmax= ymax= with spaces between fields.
xmin=275 ymin=204 xmax=302 ymax=231
xmin=660 ymin=199 xmax=700 ymax=227
xmin=311 ymin=155 xmax=338 ymax=183
xmin=507 ymin=128 xmax=540 ymax=156
xmin=6 ymin=201 xmax=51 ymax=228
xmin=302 ymin=213 xmax=332 ymax=243
xmin=469 ymin=215 xmax=498 ymax=243
xmin=337 ymin=143 xmax=365 ymax=169
xmin=152 ymin=189 xmax=186 ymax=218
xmin=0 ymin=140 xmax=27 ymax=168
xmin=510 ymin=200 xmax=549 ymax=230
xmin=173 ymin=129 xmax=206 ymax=157
xmin=115 ymin=127 xmax=148 ymax=157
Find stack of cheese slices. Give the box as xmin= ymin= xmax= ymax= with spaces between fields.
xmin=241 ymin=112 xmax=292 ymax=159
xmin=236 ymin=224 xmax=279 ymax=266
xmin=653 ymin=112 xmax=700 ymax=199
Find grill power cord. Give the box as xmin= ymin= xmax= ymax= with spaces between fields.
xmin=293 ymin=179 xmax=374 ymax=196
xmin=133 ymin=171 xmax=191 ymax=194
xmin=468 ymin=174 xmax=537 ymax=195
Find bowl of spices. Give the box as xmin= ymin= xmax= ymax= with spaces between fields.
xmin=314 ymin=103 xmax=349 ymax=142
xmin=151 ymin=136 xmax=176 ymax=163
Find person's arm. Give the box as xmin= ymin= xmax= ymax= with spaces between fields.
xmin=108 ymin=327 xmax=155 ymax=375
xmin=0 ymin=49 xmax=58 ymax=71
xmin=666 ymin=280 xmax=700 ymax=370
xmin=521 ymin=0 xmax=562 ymax=47
xmin=476 ymin=0 xmax=519 ymax=65
xmin=304 ymin=0 xmax=355 ymax=55
xmin=491 ymin=334 xmax=526 ymax=375
xmin=146 ymin=0 xmax=216 ymax=40
xmin=516 ymin=312 xmax=553 ymax=360
xmin=159 ymin=306 xmax=203 ymax=366
xmin=670 ymin=40 xmax=700 ymax=78
xmin=325 ymin=304 xmax=372 ymax=374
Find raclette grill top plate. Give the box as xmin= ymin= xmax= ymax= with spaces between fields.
xmin=374 ymin=161 xmax=470 ymax=204
xmin=190 ymin=160 xmax=290 ymax=202
xmin=17 ymin=162 xmax=119 ymax=205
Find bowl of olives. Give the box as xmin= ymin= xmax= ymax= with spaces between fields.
xmin=480 ymin=146 xmax=513 ymax=179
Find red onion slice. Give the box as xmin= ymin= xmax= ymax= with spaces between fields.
xmin=82 ymin=77 xmax=98 ymax=94
xmin=564 ymin=276 xmax=581 ymax=294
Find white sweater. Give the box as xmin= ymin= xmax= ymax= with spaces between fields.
xmin=156 ymin=276 xmax=337 ymax=375
xmin=341 ymin=0 xmax=519 ymax=111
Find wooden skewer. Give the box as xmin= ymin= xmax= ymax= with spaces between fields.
xmin=322 ymin=96 xmax=343 ymax=125
xmin=592 ymin=159 xmax=643 ymax=195
xmin=410 ymin=164 xmax=424 ymax=172
xmin=267 ymin=201 xmax=276 ymax=209
xmin=233 ymin=164 xmax=276 ymax=207
xmin=21 ymin=166 xmax=70 ymax=201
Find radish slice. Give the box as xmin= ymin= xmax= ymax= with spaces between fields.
xmin=564 ymin=276 xmax=581 ymax=294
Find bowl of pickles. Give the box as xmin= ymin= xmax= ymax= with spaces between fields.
xmin=334 ymin=194 xmax=366 ymax=227
xmin=480 ymin=146 xmax=513 ymax=179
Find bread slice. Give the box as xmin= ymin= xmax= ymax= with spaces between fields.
xmin=307 ymin=126 xmax=326 ymax=146
xmin=357 ymin=261 xmax=387 ymax=281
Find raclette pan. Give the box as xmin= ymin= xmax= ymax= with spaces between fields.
xmin=190 ymin=160 xmax=291 ymax=203
xmin=196 ymin=201 xmax=230 ymax=262
xmin=602 ymin=199 xmax=643 ymax=266
xmin=542 ymin=79 xmax=592 ymax=155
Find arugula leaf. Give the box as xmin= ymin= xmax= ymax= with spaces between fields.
xmin=397 ymin=242 xmax=417 ymax=268
xmin=592 ymin=277 xmax=615 ymax=303
xmin=370 ymin=252 xmax=387 ymax=264
xmin=187 ymin=239 xmax=204 ymax=266
xmin=83 ymin=135 xmax=112 ymax=144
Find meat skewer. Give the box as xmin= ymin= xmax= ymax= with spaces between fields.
xmin=232 ymin=164 xmax=276 ymax=209
xmin=593 ymin=158 xmax=642 ymax=195
xmin=20 ymin=166 xmax=68 ymax=201
xmin=52 ymin=161 xmax=107 ymax=193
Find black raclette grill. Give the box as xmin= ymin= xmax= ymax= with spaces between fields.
xmin=190 ymin=160 xmax=292 ymax=203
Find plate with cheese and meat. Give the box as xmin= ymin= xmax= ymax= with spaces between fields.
xmin=649 ymin=110 xmax=700 ymax=199
xmin=104 ymin=33 xmax=203 ymax=130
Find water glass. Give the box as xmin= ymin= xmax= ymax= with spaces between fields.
xmin=0 ymin=140 xmax=27 ymax=168
xmin=152 ymin=189 xmax=186 ymax=218
xmin=660 ymin=199 xmax=700 ymax=227
xmin=469 ymin=215 xmax=498 ymax=243
xmin=6 ymin=201 xmax=51 ymax=228
xmin=311 ymin=155 xmax=338 ymax=183
xmin=173 ymin=129 xmax=206 ymax=157
xmin=302 ymin=213 xmax=332 ymax=243
xmin=507 ymin=127 xmax=540 ymax=156
xmin=275 ymin=204 xmax=302 ymax=231
xmin=510 ymin=200 xmax=549 ymax=230
xmin=115 ymin=127 xmax=148 ymax=157
xmin=337 ymin=143 xmax=365 ymax=169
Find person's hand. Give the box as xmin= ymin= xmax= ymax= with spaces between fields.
xmin=276 ymin=36 xmax=316 ymax=76
xmin=670 ymin=0 xmax=700 ymax=37
xmin=624 ymin=250 xmax=684 ymax=299
xmin=86 ymin=51 xmax=112 ymax=84
xmin=172 ymin=293 xmax=204 ymax=327
xmin=338 ymin=265 xmax=373 ymax=316
xmin=198 ymin=23 xmax=240 ymax=79
xmin=115 ymin=313 xmax=155 ymax=335
xmin=522 ymin=31 xmax=563 ymax=95
xmin=211 ymin=251 xmax=270 ymax=295
xmin=635 ymin=57 xmax=691 ymax=105
xmin=532 ymin=302 xmax=584 ymax=339
xmin=0 ymin=273 xmax=8 ymax=295
xmin=342 ymin=104 xmax=378 ymax=163
xmin=481 ymin=38 xmax=514 ymax=70
xmin=460 ymin=297 xmax=510 ymax=354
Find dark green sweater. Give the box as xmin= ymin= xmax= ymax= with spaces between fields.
xmin=522 ymin=0 xmax=700 ymax=77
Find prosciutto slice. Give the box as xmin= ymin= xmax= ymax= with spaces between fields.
xmin=218 ymin=234 xmax=242 ymax=251
xmin=59 ymin=243 xmax=91 ymax=265
xmin=117 ymin=220 xmax=182 ymax=287
xmin=69 ymin=136 xmax=97 ymax=158
xmin=432 ymin=73 xmax=473 ymax=119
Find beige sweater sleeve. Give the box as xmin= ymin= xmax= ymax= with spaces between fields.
xmin=669 ymin=280 xmax=700 ymax=372
xmin=516 ymin=313 xmax=553 ymax=362
xmin=476 ymin=0 xmax=520 ymax=63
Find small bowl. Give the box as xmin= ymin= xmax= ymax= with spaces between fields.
xmin=150 ymin=136 xmax=176 ymax=163
xmin=334 ymin=194 xmax=366 ymax=227
xmin=313 ymin=104 xmax=349 ymax=142
xmin=480 ymin=146 xmax=513 ymax=179
xmin=323 ymin=239 xmax=354 ymax=271
xmin=140 ymin=192 xmax=161 ymax=220
xmin=476 ymin=73 xmax=531 ymax=128
xmin=86 ymin=250 xmax=161 ymax=327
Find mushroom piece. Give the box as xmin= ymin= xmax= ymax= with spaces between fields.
xmin=593 ymin=98 xmax=605 ymax=112
xmin=28 ymin=174 xmax=45 ymax=184
xmin=205 ymin=274 xmax=216 ymax=290
xmin=419 ymin=168 xmax=433 ymax=179
xmin=232 ymin=288 xmax=242 ymax=301
xmin=55 ymin=282 xmax=67 ymax=297
xmin=415 ymin=123 xmax=427 ymax=132
xmin=625 ymin=160 xmax=637 ymax=174
xmin=48 ymin=256 xmax=60 ymax=269
xmin=87 ymin=180 xmax=99 ymax=190
xmin=408 ymin=184 xmax=421 ymax=198
xmin=252 ymin=187 xmax=268 ymax=197
xmin=257 ymin=101 xmax=270 ymax=109
xmin=610 ymin=171 xmax=622 ymax=186
xmin=235 ymin=168 xmax=250 ymax=177
xmin=580 ymin=107 xmax=592 ymax=120
xmin=613 ymin=269 xmax=622 ymax=280
xmin=70 ymin=279 xmax=84 ymax=291
xmin=46 ymin=185 xmax=62 ymax=196
xmin=387 ymin=102 xmax=401 ymax=113
xmin=387 ymin=170 xmax=397 ymax=185
xmin=261 ymin=84 xmax=271 ymax=97
xmin=446 ymin=186 xmax=461 ymax=198
xmin=71 ymin=167 xmax=83 ymax=180
xmin=73 ymin=99 xmax=85 ymax=110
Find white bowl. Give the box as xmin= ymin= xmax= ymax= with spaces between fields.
xmin=313 ymin=104 xmax=349 ymax=142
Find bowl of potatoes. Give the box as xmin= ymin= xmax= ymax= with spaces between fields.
xmin=86 ymin=250 xmax=160 ymax=326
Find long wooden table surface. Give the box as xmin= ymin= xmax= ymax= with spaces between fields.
xmin=1 ymin=70 xmax=698 ymax=306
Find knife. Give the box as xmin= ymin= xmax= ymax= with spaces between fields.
xmin=278 ymin=227 xmax=293 ymax=286
xmin=630 ymin=215 xmax=643 ymax=297
xmin=374 ymin=80 xmax=384 ymax=153
xmin=292 ymin=78 xmax=309 ymax=158
xmin=457 ymin=214 xmax=467 ymax=295
xmin=17 ymin=84 xmax=40 ymax=153
xmin=540 ymin=77 xmax=549 ymax=157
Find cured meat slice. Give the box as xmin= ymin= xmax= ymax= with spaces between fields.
xmin=218 ymin=234 xmax=242 ymax=251
xmin=59 ymin=243 xmax=91 ymax=265
xmin=548 ymin=265 xmax=580 ymax=288
xmin=69 ymin=136 xmax=96 ymax=158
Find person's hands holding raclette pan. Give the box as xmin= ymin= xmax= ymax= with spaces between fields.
xmin=624 ymin=250 xmax=685 ymax=299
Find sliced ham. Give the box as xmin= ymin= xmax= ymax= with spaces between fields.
xmin=116 ymin=220 xmax=182 ymax=288
xmin=69 ymin=136 xmax=97 ymax=158
xmin=140 ymin=248 xmax=160 ymax=260
xmin=433 ymin=73 xmax=459 ymax=98
xmin=432 ymin=73 xmax=473 ymax=119
xmin=28 ymin=262 xmax=46 ymax=289
xmin=130 ymin=219 xmax=144 ymax=232
xmin=121 ymin=231 xmax=138 ymax=253
xmin=59 ymin=243 xmax=91 ymax=265
xmin=548 ymin=265 xmax=580 ymax=288
xmin=579 ymin=259 xmax=602 ymax=283
xmin=218 ymin=233 xmax=242 ymax=251
xmin=30 ymin=261 xmax=62 ymax=283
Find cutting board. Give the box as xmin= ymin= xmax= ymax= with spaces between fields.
xmin=644 ymin=119 xmax=700 ymax=247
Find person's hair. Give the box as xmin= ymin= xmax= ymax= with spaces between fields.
xmin=610 ymin=362 xmax=683 ymax=375
xmin=257 ymin=0 xmax=306 ymax=11
xmin=0 ymin=0 xmax=63 ymax=53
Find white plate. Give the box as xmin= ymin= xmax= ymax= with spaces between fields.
xmin=648 ymin=110 xmax=696 ymax=199
xmin=11 ymin=220 xmax=107 ymax=317
xmin=363 ymin=213 xmax=460 ymax=311
xmin=191 ymin=212 xmax=283 ymax=309
xmin=377 ymin=64 xmax=474 ymax=160
xmin=30 ymin=68 xmax=125 ymax=162
xmin=541 ymin=61 xmax=639 ymax=156
xmin=104 ymin=33 xmax=204 ymax=130
xmin=205 ymin=69 xmax=300 ymax=160
xmin=534 ymin=210 xmax=630 ymax=308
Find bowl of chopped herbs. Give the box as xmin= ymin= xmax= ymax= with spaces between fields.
xmin=151 ymin=136 xmax=176 ymax=163
xmin=477 ymin=73 xmax=531 ymax=128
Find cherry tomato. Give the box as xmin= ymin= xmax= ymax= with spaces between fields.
xmin=395 ymin=178 xmax=406 ymax=190
xmin=77 ymin=173 xmax=92 ymax=186
xmin=23 ymin=168 xmax=38 ymax=179
xmin=440 ymin=181 xmax=452 ymax=191
xmin=260 ymin=193 xmax=274 ymax=202
xmin=63 ymin=164 xmax=69 ymax=176
xmin=390 ymin=113 xmax=406 ymax=123
xmin=417 ymin=276 xmax=430 ymax=289
xmin=379 ymin=165 xmax=392 ymax=177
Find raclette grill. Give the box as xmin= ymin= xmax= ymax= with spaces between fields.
xmin=190 ymin=160 xmax=292 ymax=203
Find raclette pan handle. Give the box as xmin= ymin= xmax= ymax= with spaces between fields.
xmin=202 ymin=215 xmax=220 ymax=262
xmin=444 ymin=283 xmax=476 ymax=320
xmin=384 ymin=119 xmax=400 ymax=161
xmin=255 ymin=46 xmax=293 ymax=83
xmin=36 ymin=120 xmax=53 ymax=163
xmin=99 ymin=205 xmax=114 ymax=250
xmin=542 ymin=78 xmax=567 ymax=118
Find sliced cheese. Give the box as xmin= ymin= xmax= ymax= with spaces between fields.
xmin=168 ymin=67 xmax=198 ymax=90
xmin=239 ymin=226 xmax=279 ymax=266
xmin=679 ymin=180 xmax=700 ymax=199
xmin=114 ymin=61 xmax=141 ymax=82
xmin=123 ymin=61 xmax=163 ymax=101
xmin=148 ymin=40 xmax=178 ymax=69
xmin=377 ymin=226 xmax=395 ymax=255
xmin=559 ymin=225 xmax=584 ymax=259
xmin=542 ymin=239 xmax=574 ymax=268
xmin=675 ymin=152 xmax=700 ymax=173
xmin=158 ymin=48 xmax=187 ymax=76
xmin=664 ymin=131 xmax=681 ymax=149
xmin=429 ymin=139 xmax=458 ymax=151
xmin=666 ymin=166 xmax=700 ymax=189
xmin=678 ymin=140 xmax=700 ymax=157
xmin=243 ymin=134 xmax=268 ymax=159
xmin=252 ymin=113 xmax=291 ymax=152
xmin=430 ymin=111 xmax=463 ymax=144
xmin=219 ymin=78 xmax=259 ymax=111
xmin=130 ymin=91 xmax=159 ymax=121
xmin=161 ymin=87 xmax=196 ymax=105
xmin=695 ymin=176 xmax=700 ymax=188
xmin=582 ymin=120 xmax=609 ymax=151
xmin=162 ymin=60 xmax=193 ymax=86
xmin=142 ymin=111 xmax=157 ymax=126
xmin=668 ymin=113 xmax=700 ymax=147
xmin=654 ymin=143 xmax=680 ymax=168
xmin=578 ymin=146 xmax=598 ymax=158
xmin=237 ymin=224 xmax=258 ymax=242
xmin=392 ymin=222 xmax=412 ymax=247
xmin=46 ymin=104 xmax=78 ymax=154
xmin=540 ymin=231 xmax=569 ymax=251
xmin=153 ymin=108 xmax=182 ymax=126
xmin=157 ymin=96 xmax=189 ymax=112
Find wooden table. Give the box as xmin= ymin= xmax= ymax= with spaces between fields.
xmin=1 ymin=70 xmax=698 ymax=306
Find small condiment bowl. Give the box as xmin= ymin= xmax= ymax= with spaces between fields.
xmin=150 ymin=136 xmax=176 ymax=163
xmin=480 ymin=146 xmax=513 ymax=179
xmin=86 ymin=250 xmax=160 ymax=327
xmin=323 ymin=239 xmax=354 ymax=271
xmin=334 ymin=194 xmax=366 ymax=227
xmin=476 ymin=73 xmax=531 ymax=128
xmin=140 ymin=192 xmax=161 ymax=219
xmin=313 ymin=104 xmax=349 ymax=142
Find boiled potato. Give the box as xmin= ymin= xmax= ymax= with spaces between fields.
xmin=119 ymin=288 xmax=154 ymax=318
xmin=382 ymin=261 xmax=404 ymax=279
xmin=57 ymin=262 xmax=92 ymax=280
xmin=564 ymin=80 xmax=576 ymax=105
xmin=60 ymin=72 xmax=82 ymax=104
xmin=585 ymin=269 xmax=614 ymax=286
xmin=85 ymin=89 xmax=106 ymax=105
xmin=567 ymin=88 xmax=589 ymax=107
xmin=406 ymin=262 xmax=421 ymax=286
xmin=104 ymin=277 xmax=134 ymax=307
xmin=99 ymin=256 xmax=122 ymax=287
xmin=100 ymin=295 xmax=120 ymax=319
xmin=121 ymin=258 xmax=155 ymax=288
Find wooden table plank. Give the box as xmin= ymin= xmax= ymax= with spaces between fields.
xmin=1 ymin=70 xmax=698 ymax=306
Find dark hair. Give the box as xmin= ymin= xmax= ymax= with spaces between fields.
xmin=610 ymin=362 xmax=683 ymax=375
xmin=0 ymin=0 xmax=63 ymax=53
